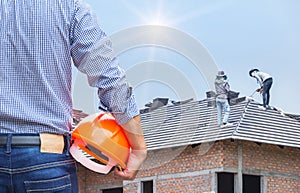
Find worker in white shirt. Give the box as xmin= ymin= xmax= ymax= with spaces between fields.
xmin=249 ymin=69 xmax=273 ymax=110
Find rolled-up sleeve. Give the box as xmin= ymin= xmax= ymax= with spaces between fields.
xmin=70 ymin=0 xmax=139 ymax=124
xmin=253 ymin=74 xmax=263 ymax=87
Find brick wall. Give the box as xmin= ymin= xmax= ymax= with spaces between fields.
xmin=155 ymin=175 xmax=212 ymax=193
xmin=77 ymin=140 xmax=300 ymax=193
xmin=266 ymin=176 xmax=299 ymax=193
xmin=139 ymin=142 xmax=224 ymax=176
xmin=242 ymin=142 xmax=299 ymax=175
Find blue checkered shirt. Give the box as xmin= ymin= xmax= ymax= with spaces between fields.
xmin=0 ymin=0 xmax=139 ymax=134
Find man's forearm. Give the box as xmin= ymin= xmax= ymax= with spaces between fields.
xmin=121 ymin=115 xmax=147 ymax=151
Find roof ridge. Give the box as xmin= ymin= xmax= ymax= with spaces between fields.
xmin=232 ymin=99 xmax=252 ymax=136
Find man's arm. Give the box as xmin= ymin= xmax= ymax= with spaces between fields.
xmin=70 ymin=2 xmax=147 ymax=180
xmin=115 ymin=115 xmax=147 ymax=180
xmin=253 ymin=74 xmax=263 ymax=87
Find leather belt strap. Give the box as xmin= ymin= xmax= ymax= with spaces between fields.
xmin=0 ymin=135 xmax=41 ymax=146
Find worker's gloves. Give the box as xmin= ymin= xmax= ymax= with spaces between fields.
xmin=256 ymin=88 xmax=263 ymax=93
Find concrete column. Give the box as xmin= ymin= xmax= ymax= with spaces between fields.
xmin=236 ymin=140 xmax=243 ymax=193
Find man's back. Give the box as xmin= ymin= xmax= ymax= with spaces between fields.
xmin=0 ymin=1 xmax=147 ymax=186
xmin=0 ymin=0 xmax=76 ymax=133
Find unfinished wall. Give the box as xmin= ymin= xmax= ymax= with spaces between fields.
xmin=265 ymin=176 xmax=299 ymax=193
xmin=77 ymin=140 xmax=300 ymax=193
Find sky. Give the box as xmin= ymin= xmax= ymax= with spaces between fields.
xmin=72 ymin=0 xmax=300 ymax=115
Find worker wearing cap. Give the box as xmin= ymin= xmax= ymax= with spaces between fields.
xmin=249 ymin=69 xmax=273 ymax=110
xmin=215 ymin=71 xmax=233 ymax=127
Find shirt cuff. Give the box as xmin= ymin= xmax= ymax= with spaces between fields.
xmin=112 ymin=94 xmax=140 ymax=125
xmin=98 ymin=94 xmax=139 ymax=125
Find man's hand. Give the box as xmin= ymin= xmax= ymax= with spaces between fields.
xmin=114 ymin=149 xmax=147 ymax=180
xmin=114 ymin=115 xmax=147 ymax=180
xmin=256 ymin=87 xmax=263 ymax=94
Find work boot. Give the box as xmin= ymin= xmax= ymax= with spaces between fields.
xmin=221 ymin=122 xmax=233 ymax=127
xmin=258 ymin=105 xmax=266 ymax=111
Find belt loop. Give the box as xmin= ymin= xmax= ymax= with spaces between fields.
xmin=5 ymin=134 xmax=12 ymax=153
xmin=65 ymin=134 xmax=71 ymax=156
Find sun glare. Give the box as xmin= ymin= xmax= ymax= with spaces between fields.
xmin=139 ymin=3 xmax=174 ymax=26
xmin=146 ymin=15 xmax=171 ymax=26
xmin=120 ymin=0 xmax=175 ymax=26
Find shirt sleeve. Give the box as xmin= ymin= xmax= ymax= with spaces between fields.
xmin=225 ymin=82 xmax=230 ymax=93
xmin=253 ymin=74 xmax=263 ymax=87
xmin=70 ymin=0 xmax=139 ymax=124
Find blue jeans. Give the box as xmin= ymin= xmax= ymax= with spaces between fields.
xmin=262 ymin=78 xmax=273 ymax=107
xmin=0 ymin=134 xmax=78 ymax=193
xmin=216 ymin=97 xmax=230 ymax=125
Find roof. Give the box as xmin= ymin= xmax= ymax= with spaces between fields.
xmin=140 ymin=97 xmax=300 ymax=150
xmin=285 ymin=113 xmax=300 ymax=122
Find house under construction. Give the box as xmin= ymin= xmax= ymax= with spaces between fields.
xmin=74 ymin=92 xmax=300 ymax=193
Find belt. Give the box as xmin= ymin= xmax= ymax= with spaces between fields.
xmin=0 ymin=135 xmax=41 ymax=146
xmin=0 ymin=134 xmax=68 ymax=146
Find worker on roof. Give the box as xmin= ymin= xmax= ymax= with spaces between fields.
xmin=249 ymin=69 xmax=273 ymax=110
xmin=215 ymin=71 xmax=233 ymax=127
